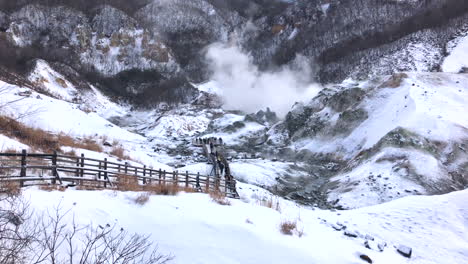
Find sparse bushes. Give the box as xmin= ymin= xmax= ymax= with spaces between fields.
xmin=133 ymin=192 xmax=150 ymax=205
xmin=210 ymin=191 xmax=231 ymax=206
xmin=0 ymin=116 xmax=105 ymax=153
xmin=379 ymin=72 xmax=408 ymax=88
xmin=116 ymin=173 xmax=140 ymax=191
xmin=279 ymin=220 xmax=297 ymax=235
xmin=279 ymin=220 xmax=304 ymax=237
xmin=110 ymin=145 xmax=130 ymax=160
xmin=258 ymin=195 xmax=281 ymax=212
xmin=0 ymin=179 xmax=21 ymax=195
xmin=116 ymin=174 xmax=195 ymax=196
xmin=0 ymin=116 xmax=59 ymax=151
xmin=0 ymin=196 xmax=173 ymax=264
xmin=38 ymin=184 xmax=66 ymax=192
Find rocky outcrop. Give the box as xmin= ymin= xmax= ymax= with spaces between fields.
xmin=1 ymin=0 xmax=467 ymax=93
xmin=240 ymin=0 xmax=468 ymax=82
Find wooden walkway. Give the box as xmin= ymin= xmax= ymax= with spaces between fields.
xmin=0 ymin=150 xmax=239 ymax=198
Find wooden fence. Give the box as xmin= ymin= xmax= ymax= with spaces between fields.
xmin=0 ymin=150 xmax=239 ymax=198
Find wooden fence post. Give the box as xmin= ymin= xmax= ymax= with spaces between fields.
xmin=149 ymin=169 xmax=153 ymax=184
xmin=143 ymin=165 xmax=147 ymax=184
xmin=173 ymin=171 xmax=177 ymax=186
xmin=20 ymin=149 xmax=26 ymax=187
xmin=162 ymin=170 xmax=166 ymax=185
xmin=80 ymin=153 xmax=84 ymax=185
xmin=134 ymin=167 xmax=138 ymax=184
xmin=158 ymin=169 xmax=162 ymax=185
xmin=206 ymin=176 xmax=210 ymax=193
xmin=185 ymin=171 xmax=189 ymax=188
xmin=103 ymin=158 xmax=108 ymax=188
xmin=196 ymin=172 xmax=200 ymax=190
xmin=98 ymin=161 xmax=102 ymax=180
xmin=52 ymin=151 xmax=58 ymax=185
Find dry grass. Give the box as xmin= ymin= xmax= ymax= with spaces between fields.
xmin=39 ymin=184 xmax=66 ymax=192
xmin=0 ymin=116 xmax=105 ymax=153
xmin=258 ymin=195 xmax=281 ymax=212
xmin=379 ymin=72 xmax=408 ymax=88
xmin=0 ymin=116 xmax=59 ymax=151
xmin=110 ymin=145 xmax=130 ymax=160
xmin=81 ymin=136 xmax=103 ymax=152
xmin=143 ymin=183 xmax=180 ymax=196
xmin=116 ymin=174 xmax=140 ymax=191
xmin=76 ymin=183 xmax=103 ymax=191
xmin=279 ymin=220 xmax=297 ymax=235
xmin=0 ymin=180 xmax=21 ymax=196
xmin=133 ymin=192 xmax=150 ymax=205
xmin=56 ymin=133 xmax=103 ymax=153
xmin=210 ymin=191 xmax=231 ymax=206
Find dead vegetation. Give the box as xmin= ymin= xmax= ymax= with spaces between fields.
xmin=38 ymin=184 xmax=66 ymax=192
xmin=258 ymin=195 xmax=281 ymax=212
xmin=210 ymin=191 xmax=231 ymax=206
xmin=0 ymin=115 xmax=104 ymax=153
xmin=0 ymin=179 xmax=21 ymax=196
xmin=110 ymin=145 xmax=130 ymax=160
xmin=279 ymin=220 xmax=304 ymax=237
xmin=0 ymin=196 xmax=173 ymax=264
xmin=133 ymin=192 xmax=150 ymax=205
xmin=279 ymin=220 xmax=297 ymax=235
xmin=379 ymin=72 xmax=409 ymax=88
xmin=116 ymin=174 xmax=196 ymax=195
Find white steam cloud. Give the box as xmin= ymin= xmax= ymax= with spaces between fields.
xmin=205 ymin=43 xmax=321 ymax=117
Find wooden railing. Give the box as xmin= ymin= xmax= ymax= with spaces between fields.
xmin=0 ymin=150 xmax=239 ymax=198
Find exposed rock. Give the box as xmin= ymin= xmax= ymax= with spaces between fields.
xmin=344 ymin=230 xmax=358 ymax=238
xmin=397 ymin=245 xmax=412 ymax=258
xmin=377 ymin=242 xmax=387 ymax=252
xmin=328 ymin=88 xmax=366 ymax=112
xmin=359 ymin=254 xmax=373 ymax=264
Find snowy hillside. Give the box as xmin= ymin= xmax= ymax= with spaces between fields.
xmin=0 ymin=1 xmax=467 ymax=262
xmin=20 ymin=186 xmax=468 ymax=264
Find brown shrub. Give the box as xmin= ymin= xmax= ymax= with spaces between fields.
xmin=76 ymin=182 xmax=103 ymax=191
xmin=0 ymin=180 xmax=21 ymax=196
xmin=279 ymin=220 xmax=297 ymax=235
xmin=143 ymin=182 xmax=178 ymax=196
xmin=379 ymin=72 xmax=408 ymax=88
xmin=110 ymin=145 xmax=129 ymax=160
xmin=57 ymin=133 xmax=75 ymax=146
xmin=81 ymin=136 xmax=103 ymax=153
xmin=116 ymin=174 xmax=140 ymax=191
xmin=0 ymin=116 xmax=59 ymax=151
xmin=39 ymin=184 xmax=66 ymax=192
xmin=258 ymin=195 xmax=281 ymax=212
xmin=58 ymin=133 xmax=103 ymax=153
xmin=210 ymin=191 xmax=231 ymax=206
xmin=0 ymin=116 xmax=105 ymax=153
xmin=133 ymin=192 xmax=150 ymax=205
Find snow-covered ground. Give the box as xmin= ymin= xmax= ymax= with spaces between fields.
xmin=297 ymin=72 xmax=468 ymax=157
xmin=442 ymin=34 xmax=468 ymax=73
xmin=21 ymin=186 xmax=468 ymax=264
xmin=1 ymin=59 xmax=467 ymax=263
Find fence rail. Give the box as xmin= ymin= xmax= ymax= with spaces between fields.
xmin=0 ymin=150 xmax=239 ymax=198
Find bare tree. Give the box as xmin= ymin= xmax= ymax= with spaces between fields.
xmin=0 ymin=190 xmax=40 ymax=264
xmin=0 ymin=191 xmax=173 ymax=264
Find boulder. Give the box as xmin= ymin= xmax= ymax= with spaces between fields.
xmin=344 ymin=230 xmax=358 ymax=238
xmin=359 ymin=254 xmax=373 ymax=263
xmin=397 ymin=245 xmax=412 ymax=258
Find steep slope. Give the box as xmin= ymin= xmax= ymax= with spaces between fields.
xmin=270 ymin=72 xmax=468 ymax=208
